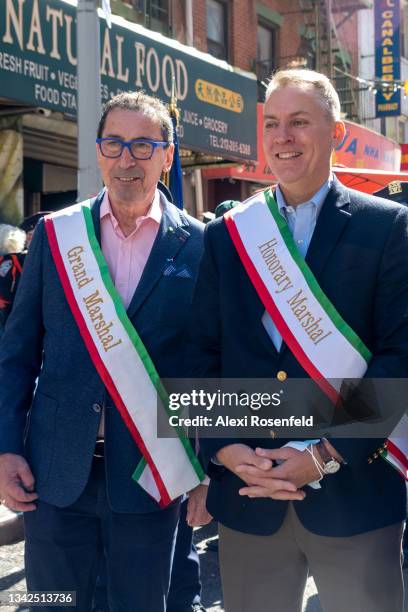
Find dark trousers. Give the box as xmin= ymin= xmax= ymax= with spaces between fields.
xmin=166 ymin=498 xmax=202 ymax=611
xmin=93 ymin=497 xmax=202 ymax=612
xmin=24 ymin=457 xmax=180 ymax=612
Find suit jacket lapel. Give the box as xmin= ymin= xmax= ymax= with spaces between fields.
xmin=90 ymin=190 xmax=105 ymax=245
xmin=305 ymin=176 xmax=351 ymax=279
xmin=126 ymin=199 xmax=190 ymax=319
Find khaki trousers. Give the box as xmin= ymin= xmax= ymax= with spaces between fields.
xmin=219 ymin=504 xmax=404 ymax=612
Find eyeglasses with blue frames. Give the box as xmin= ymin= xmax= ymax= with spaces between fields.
xmin=96 ymin=137 xmax=169 ymax=160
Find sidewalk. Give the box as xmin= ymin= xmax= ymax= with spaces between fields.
xmin=0 ymin=507 xmax=23 ymax=547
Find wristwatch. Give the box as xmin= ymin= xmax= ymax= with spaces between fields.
xmin=315 ymin=440 xmax=341 ymax=475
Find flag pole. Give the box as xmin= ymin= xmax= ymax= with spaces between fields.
xmin=77 ymin=0 xmax=103 ymax=200
xmin=163 ymin=77 xmax=184 ymax=209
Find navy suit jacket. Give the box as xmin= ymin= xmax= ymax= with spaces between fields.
xmin=0 ymin=190 xmax=204 ymax=513
xmin=188 ymin=177 xmax=408 ymax=537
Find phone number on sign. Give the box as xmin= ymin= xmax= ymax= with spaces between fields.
xmin=208 ymin=134 xmax=251 ymax=156
xmin=0 ymin=591 xmax=76 ymax=606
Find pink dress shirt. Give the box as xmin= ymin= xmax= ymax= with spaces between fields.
xmin=97 ymin=189 xmax=162 ymax=436
xmin=100 ymin=189 xmax=162 ymax=309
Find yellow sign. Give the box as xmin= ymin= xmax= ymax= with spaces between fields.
xmin=195 ymin=79 xmax=244 ymax=113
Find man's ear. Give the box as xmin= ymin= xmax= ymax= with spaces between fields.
xmin=333 ymin=121 xmax=346 ymax=148
xmin=163 ymin=143 xmax=175 ymax=173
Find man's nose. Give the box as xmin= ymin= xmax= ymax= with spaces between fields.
xmin=118 ymin=145 xmax=137 ymax=167
xmin=274 ymin=125 xmax=293 ymax=144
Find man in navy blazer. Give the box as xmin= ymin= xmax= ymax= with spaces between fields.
xmin=188 ymin=70 xmax=408 ymax=612
xmin=0 ymin=92 xmax=210 ymax=611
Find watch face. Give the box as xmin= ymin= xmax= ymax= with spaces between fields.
xmin=324 ymin=460 xmax=340 ymax=475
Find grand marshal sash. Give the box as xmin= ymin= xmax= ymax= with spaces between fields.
xmin=224 ymin=189 xmax=407 ymax=480
xmin=44 ymin=202 xmax=204 ymax=507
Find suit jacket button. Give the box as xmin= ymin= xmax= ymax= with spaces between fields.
xmin=93 ymin=403 xmax=102 ymax=413
xmin=276 ymin=370 xmax=287 ymax=382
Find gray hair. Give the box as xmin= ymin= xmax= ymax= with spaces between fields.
xmin=265 ymin=69 xmax=341 ymax=122
xmin=0 ymin=224 xmax=26 ymax=255
xmin=97 ymin=91 xmax=174 ymax=143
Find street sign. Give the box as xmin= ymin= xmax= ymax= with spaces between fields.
xmin=374 ymin=0 xmax=401 ymax=117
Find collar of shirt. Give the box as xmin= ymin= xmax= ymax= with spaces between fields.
xmin=275 ymin=174 xmax=333 ymax=221
xmin=274 ymin=175 xmax=333 ymax=258
xmin=100 ymin=188 xmax=162 ymax=238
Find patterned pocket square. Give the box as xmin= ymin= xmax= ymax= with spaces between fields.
xmin=163 ymin=263 xmax=193 ymax=279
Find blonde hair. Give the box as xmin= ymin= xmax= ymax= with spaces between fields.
xmin=0 ymin=224 xmax=26 ymax=255
xmin=265 ymin=69 xmax=341 ymax=122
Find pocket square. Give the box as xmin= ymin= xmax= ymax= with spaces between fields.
xmin=163 ymin=263 xmax=193 ymax=279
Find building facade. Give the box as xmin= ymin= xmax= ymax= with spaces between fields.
xmin=0 ymin=0 xmax=404 ymax=223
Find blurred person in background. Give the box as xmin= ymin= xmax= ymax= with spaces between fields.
xmin=0 ymin=214 xmax=51 ymax=339
xmin=20 ymin=212 xmax=52 ymax=250
xmin=0 ymin=223 xmax=26 ymax=338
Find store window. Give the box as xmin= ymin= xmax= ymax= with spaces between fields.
xmin=133 ymin=0 xmax=170 ymax=36
xmin=256 ymin=22 xmax=277 ymax=101
xmin=206 ymin=0 xmax=228 ymax=61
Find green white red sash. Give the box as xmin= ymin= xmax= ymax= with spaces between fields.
xmin=44 ymin=201 xmax=204 ymax=507
xmin=224 ymin=189 xmax=407 ymax=480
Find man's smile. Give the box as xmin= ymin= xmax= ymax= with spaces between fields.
xmin=276 ymin=152 xmax=302 ymax=159
xmin=115 ymin=176 xmax=142 ymax=182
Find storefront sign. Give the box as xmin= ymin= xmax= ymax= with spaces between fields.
xmin=333 ymin=120 xmax=401 ymax=170
xmin=375 ymin=0 xmax=401 ymax=117
xmin=0 ymin=0 xmax=257 ymax=160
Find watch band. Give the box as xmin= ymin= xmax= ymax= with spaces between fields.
xmin=315 ymin=440 xmax=341 ymax=475
xmin=315 ymin=440 xmax=333 ymax=463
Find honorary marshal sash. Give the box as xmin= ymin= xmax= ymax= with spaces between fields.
xmin=45 ymin=202 xmax=204 ymax=507
xmin=224 ymin=189 xmax=407 ymax=480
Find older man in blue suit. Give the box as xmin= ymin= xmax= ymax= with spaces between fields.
xmin=188 ymin=70 xmax=408 ymax=612
xmin=0 ymin=91 xmax=210 ymax=612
